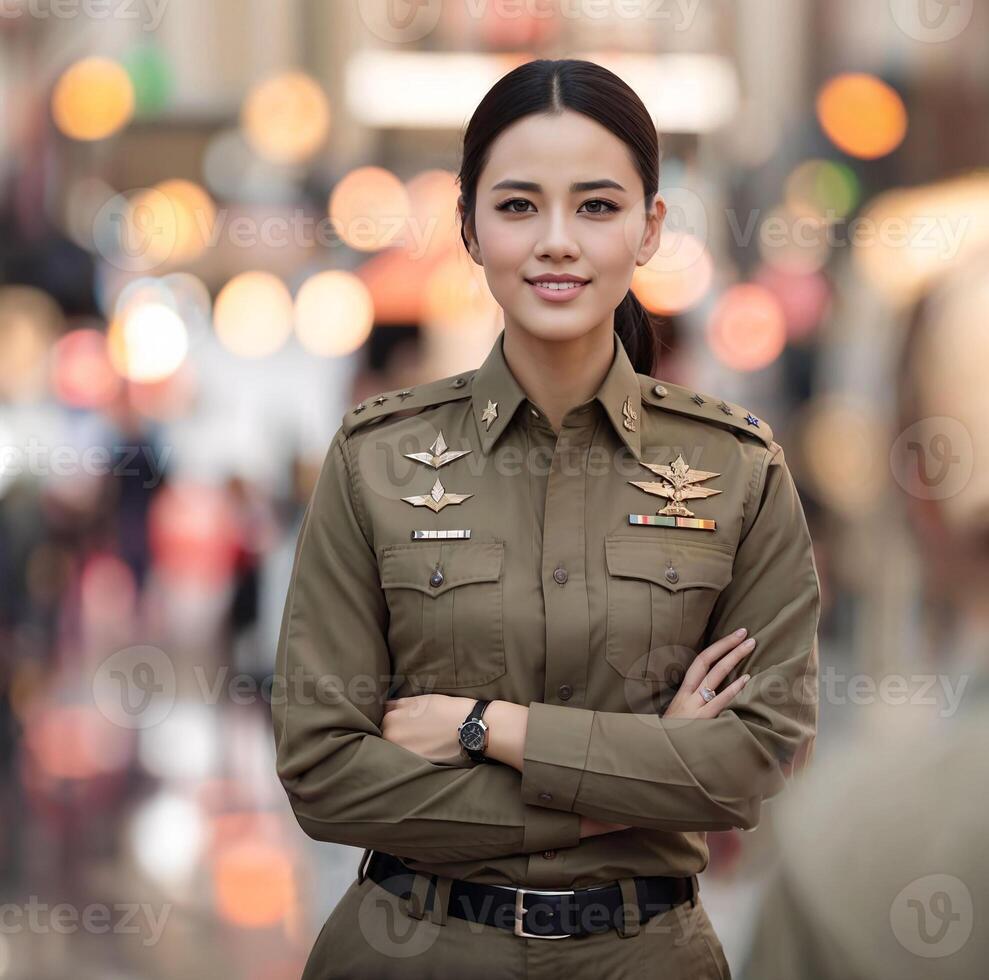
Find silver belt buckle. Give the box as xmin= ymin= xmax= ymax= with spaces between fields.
xmin=513 ymin=886 xmax=575 ymax=939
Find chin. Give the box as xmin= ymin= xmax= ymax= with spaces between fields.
xmin=512 ymin=317 xmax=599 ymax=344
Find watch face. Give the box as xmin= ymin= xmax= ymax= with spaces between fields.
xmin=459 ymin=721 xmax=486 ymax=751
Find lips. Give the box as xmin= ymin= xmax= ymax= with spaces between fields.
xmin=525 ymin=275 xmax=590 ymax=284
xmin=525 ymin=277 xmax=590 ymax=302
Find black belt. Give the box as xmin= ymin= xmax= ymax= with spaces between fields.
xmin=361 ymin=849 xmax=696 ymax=939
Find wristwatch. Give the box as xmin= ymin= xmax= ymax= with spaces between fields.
xmin=457 ymin=699 xmax=492 ymax=763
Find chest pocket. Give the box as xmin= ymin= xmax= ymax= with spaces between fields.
xmin=379 ymin=539 xmax=506 ymax=691
xmin=604 ymin=534 xmax=734 ymax=685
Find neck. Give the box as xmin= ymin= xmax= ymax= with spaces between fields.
xmin=502 ymin=322 xmax=615 ymax=433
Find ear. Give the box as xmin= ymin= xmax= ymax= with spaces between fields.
xmin=457 ymin=194 xmax=482 ymax=265
xmin=635 ymin=193 xmax=666 ymax=266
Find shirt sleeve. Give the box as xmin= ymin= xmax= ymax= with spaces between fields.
xmin=519 ymin=441 xmax=821 ymax=832
xmin=272 ymin=428 xmax=581 ymax=861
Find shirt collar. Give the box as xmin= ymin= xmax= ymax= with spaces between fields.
xmin=471 ymin=328 xmax=642 ymax=461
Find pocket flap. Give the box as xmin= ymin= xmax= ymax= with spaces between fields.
xmin=605 ymin=536 xmax=733 ymax=592
xmin=380 ymin=539 xmax=504 ymax=597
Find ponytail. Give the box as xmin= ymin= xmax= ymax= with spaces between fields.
xmin=614 ymin=289 xmax=659 ymax=376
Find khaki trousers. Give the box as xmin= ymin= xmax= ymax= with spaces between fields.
xmin=301 ymin=865 xmax=731 ymax=979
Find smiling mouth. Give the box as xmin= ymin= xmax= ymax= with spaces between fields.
xmin=524 ymin=279 xmax=590 ymax=290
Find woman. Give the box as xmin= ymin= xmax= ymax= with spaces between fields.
xmin=273 ymin=59 xmax=821 ymax=979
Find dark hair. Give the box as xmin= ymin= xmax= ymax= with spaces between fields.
xmin=456 ymin=58 xmax=661 ymax=375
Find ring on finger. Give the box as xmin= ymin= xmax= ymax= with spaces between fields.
xmin=699 ymin=686 xmax=716 ymax=703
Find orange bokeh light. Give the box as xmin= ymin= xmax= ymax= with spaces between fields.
xmin=816 ymin=73 xmax=907 ymax=160
xmin=707 ymin=284 xmax=787 ymax=372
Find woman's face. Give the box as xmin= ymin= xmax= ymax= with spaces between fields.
xmin=461 ymin=109 xmax=665 ymax=345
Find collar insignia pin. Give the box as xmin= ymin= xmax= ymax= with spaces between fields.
xmin=621 ymin=395 xmax=638 ymax=432
xmin=481 ymin=399 xmax=498 ymax=431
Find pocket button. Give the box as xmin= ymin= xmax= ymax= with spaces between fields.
xmin=429 ymin=568 xmax=444 ymax=587
xmin=665 ymin=566 xmax=679 ymax=584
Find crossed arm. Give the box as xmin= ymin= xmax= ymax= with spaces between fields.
xmin=272 ymin=431 xmax=820 ymax=862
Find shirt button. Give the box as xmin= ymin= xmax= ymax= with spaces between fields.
xmin=430 ymin=569 xmax=445 ymax=587
xmin=530 ymin=407 xmax=540 ymax=418
xmin=558 ymin=684 xmax=572 ymax=700
xmin=665 ymin=566 xmax=679 ymax=584
xmin=553 ymin=567 xmax=568 ymax=585
xmin=542 ymin=849 xmax=557 ymax=860
xmin=539 ymin=791 xmax=552 ymax=802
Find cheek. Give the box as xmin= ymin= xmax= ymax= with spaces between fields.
xmin=584 ymin=230 xmax=638 ymax=303
xmin=473 ymin=214 xmax=529 ymax=270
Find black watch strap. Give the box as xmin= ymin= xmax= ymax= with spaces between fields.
xmin=460 ymin=699 xmax=491 ymax=762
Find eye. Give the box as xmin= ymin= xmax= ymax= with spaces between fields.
xmin=494 ymin=198 xmax=534 ymax=214
xmin=579 ymin=199 xmax=620 ymax=215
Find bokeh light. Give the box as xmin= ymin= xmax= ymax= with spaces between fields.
xmin=785 ymin=159 xmax=860 ymax=221
xmin=241 ymin=71 xmax=331 ymax=165
xmin=126 ymin=179 xmax=217 ymax=268
xmin=108 ymin=301 xmax=189 ymax=383
xmin=329 ymin=166 xmax=411 ymax=252
xmin=816 ymin=73 xmax=907 ymax=160
xmin=212 ymin=839 xmax=296 ymax=929
xmin=0 ymin=285 xmax=64 ymax=401
xmin=707 ymin=283 xmax=787 ymax=371
xmin=213 ymin=271 xmax=294 ymax=358
xmin=51 ymin=56 xmax=135 ymax=141
xmin=294 ymin=270 xmax=374 ymax=356
xmin=632 ymin=233 xmax=714 ymax=315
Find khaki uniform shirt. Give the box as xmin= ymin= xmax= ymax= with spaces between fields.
xmin=272 ymin=328 xmax=821 ymax=889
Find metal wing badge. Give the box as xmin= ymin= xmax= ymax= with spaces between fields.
xmin=403 ymin=431 xmax=471 ymax=469
xmin=627 ymin=453 xmax=722 ymax=531
xmin=402 ymin=476 xmax=473 ymax=513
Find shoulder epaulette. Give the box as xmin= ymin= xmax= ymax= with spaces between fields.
xmin=638 ymin=376 xmax=774 ymax=448
xmin=342 ymin=370 xmax=477 ymax=437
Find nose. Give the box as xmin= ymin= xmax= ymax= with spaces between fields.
xmin=534 ymin=206 xmax=581 ymax=262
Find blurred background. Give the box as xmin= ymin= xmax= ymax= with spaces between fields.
xmin=1 ymin=1 xmax=988 ymax=977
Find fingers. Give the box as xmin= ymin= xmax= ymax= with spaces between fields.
xmin=698 ymin=672 xmax=751 ymax=718
xmin=682 ymin=628 xmax=753 ymax=689
xmin=703 ymin=635 xmax=756 ymax=691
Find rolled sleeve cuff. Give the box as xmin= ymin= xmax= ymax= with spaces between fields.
xmin=520 ymin=701 xmax=594 ymax=813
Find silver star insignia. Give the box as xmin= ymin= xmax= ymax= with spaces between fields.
xmin=481 ymin=399 xmax=498 ymax=430
xmin=404 ymin=431 xmax=472 ymax=469
xmin=402 ymin=477 xmax=473 ymax=512
xmin=628 ymin=453 xmax=723 ymax=518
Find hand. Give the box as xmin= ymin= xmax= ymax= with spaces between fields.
xmin=662 ymin=628 xmax=755 ymax=720
xmin=579 ymin=815 xmax=631 ymax=837
xmin=381 ymin=694 xmax=475 ymax=765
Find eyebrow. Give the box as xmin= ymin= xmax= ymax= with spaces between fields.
xmin=490 ymin=179 xmax=627 ymax=193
